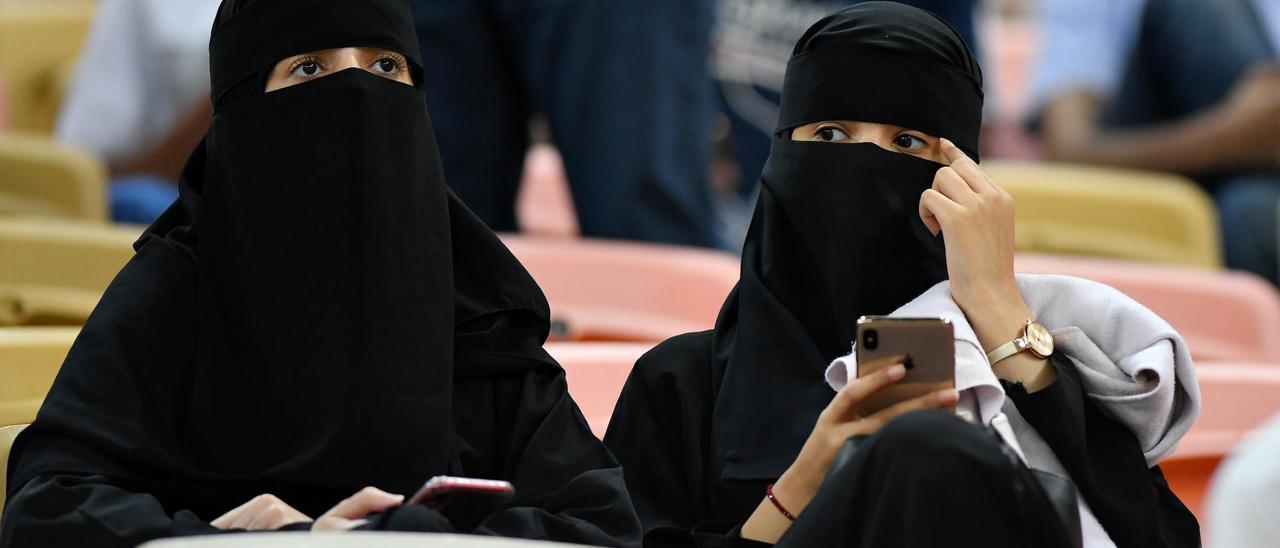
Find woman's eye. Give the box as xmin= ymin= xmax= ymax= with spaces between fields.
xmin=291 ymin=61 xmax=321 ymax=77
xmin=374 ymin=57 xmax=400 ymax=74
xmin=894 ymin=134 xmax=928 ymax=150
xmin=815 ymin=126 xmax=849 ymax=142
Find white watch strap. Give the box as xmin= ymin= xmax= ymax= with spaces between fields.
xmin=986 ymin=337 xmax=1028 ymax=365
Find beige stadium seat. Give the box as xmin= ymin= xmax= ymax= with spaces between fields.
xmin=0 ymin=326 xmax=77 ymax=427
xmin=0 ymin=423 xmax=30 ymax=519
xmin=0 ymin=133 xmax=109 ymax=220
xmin=984 ymin=161 xmax=1223 ymax=268
xmin=0 ymin=0 xmax=95 ymax=134
xmin=0 ymin=218 xmax=140 ymax=325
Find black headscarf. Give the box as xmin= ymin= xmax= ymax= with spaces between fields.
xmin=710 ymin=2 xmax=984 ymax=481
xmin=8 ymin=0 xmax=555 ymax=520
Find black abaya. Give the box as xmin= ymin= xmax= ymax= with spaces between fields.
xmin=605 ymin=338 xmax=1199 ymax=547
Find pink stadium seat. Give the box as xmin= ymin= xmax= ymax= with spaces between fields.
xmin=1016 ymin=254 xmax=1280 ymax=362
xmin=502 ymin=236 xmax=740 ymax=342
xmin=546 ymin=342 xmax=653 ymax=438
xmin=1163 ymin=363 xmax=1280 ymax=530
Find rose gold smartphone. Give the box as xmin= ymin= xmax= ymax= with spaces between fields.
xmin=409 ymin=476 xmax=515 ymax=532
xmin=854 ymin=316 xmax=955 ymax=415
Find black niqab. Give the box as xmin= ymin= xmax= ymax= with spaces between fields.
xmin=709 ymin=1 xmax=983 ymax=482
xmin=8 ymin=0 xmax=557 ymax=522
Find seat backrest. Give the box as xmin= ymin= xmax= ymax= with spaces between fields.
xmin=546 ymin=342 xmax=653 ymax=438
xmin=0 ymin=424 xmax=30 ymax=519
xmin=0 ymin=218 xmax=139 ymax=296
xmin=0 ymin=327 xmax=78 ymax=427
xmin=1160 ymin=362 xmax=1280 ymax=523
xmin=0 ymin=2 xmax=94 ymax=134
xmin=986 ymin=161 xmax=1222 ymax=267
xmin=1016 ymin=254 xmax=1280 ymax=362
xmin=1172 ymin=363 xmax=1280 ymax=460
xmin=502 ymin=236 xmax=739 ymax=342
xmin=0 ymin=134 xmax=108 ymax=220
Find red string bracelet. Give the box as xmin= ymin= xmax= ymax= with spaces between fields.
xmin=765 ymin=483 xmax=796 ymax=521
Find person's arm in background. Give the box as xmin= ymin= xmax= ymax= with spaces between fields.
xmin=1042 ymin=69 xmax=1280 ymax=174
xmin=56 ymin=0 xmax=212 ymax=181
xmin=1032 ymin=0 xmax=1280 ymax=174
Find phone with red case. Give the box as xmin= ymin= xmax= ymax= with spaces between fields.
xmin=408 ymin=476 xmax=515 ymax=532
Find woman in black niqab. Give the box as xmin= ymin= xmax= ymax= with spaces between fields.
xmin=0 ymin=0 xmax=640 ymax=546
xmin=605 ymin=3 xmax=1198 ymax=547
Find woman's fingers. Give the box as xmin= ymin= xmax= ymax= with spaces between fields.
xmin=246 ymin=501 xmax=310 ymax=531
xmin=865 ymin=388 xmax=959 ymax=430
xmin=212 ymin=494 xmax=270 ymax=529
xmin=825 ymin=355 xmax=908 ymax=423
xmin=312 ymin=487 xmax=403 ymax=533
xmin=940 ymin=138 xmax=996 ymax=195
xmin=212 ymin=494 xmax=312 ymax=531
xmin=933 ymin=166 xmax=976 ymax=204
xmin=321 ymin=487 xmax=404 ymax=521
xmin=918 ymin=188 xmax=959 ymax=236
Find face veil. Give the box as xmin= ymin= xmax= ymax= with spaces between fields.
xmin=7 ymin=0 xmax=555 ymax=520
xmin=709 ymin=1 xmax=984 ymax=482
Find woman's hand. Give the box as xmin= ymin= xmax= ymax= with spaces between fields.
xmin=918 ymin=139 xmax=1055 ymax=390
xmin=312 ymin=487 xmax=405 ymax=532
xmin=211 ymin=494 xmax=312 ymax=531
xmin=918 ymin=138 xmax=1023 ymax=318
xmin=919 ymin=139 xmax=1034 ymax=350
xmin=740 ymin=356 xmax=958 ymax=543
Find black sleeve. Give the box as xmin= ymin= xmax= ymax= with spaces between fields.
xmin=604 ymin=334 xmax=766 ymax=548
xmin=451 ymin=367 xmax=642 ymax=547
xmin=1004 ymin=355 xmax=1200 ymax=548
xmin=0 ymin=474 xmax=221 ymax=548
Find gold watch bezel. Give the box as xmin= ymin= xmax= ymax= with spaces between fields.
xmin=1024 ymin=321 xmax=1054 ymax=358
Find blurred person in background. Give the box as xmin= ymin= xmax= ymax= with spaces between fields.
xmin=1207 ymin=412 xmax=1280 ymax=548
xmin=1033 ymin=0 xmax=1280 ymax=284
xmin=56 ymin=0 xmax=221 ymax=224
xmin=410 ymin=0 xmax=722 ymax=249
xmin=713 ymin=0 xmax=977 ymax=247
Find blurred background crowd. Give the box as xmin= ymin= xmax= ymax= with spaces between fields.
xmin=3 ymin=0 xmax=1280 ymax=545
xmin=5 ymin=0 xmax=1280 ymax=275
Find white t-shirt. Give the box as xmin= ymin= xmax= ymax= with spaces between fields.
xmin=55 ymin=0 xmax=221 ymax=167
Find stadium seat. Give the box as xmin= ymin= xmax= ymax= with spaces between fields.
xmin=0 ymin=1 xmax=94 ymax=134
xmin=0 ymin=133 xmax=109 ymax=220
xmin=0 ymin=218 xmax=139 ymax=325
xmin=1016 ymin=254 xmax=1280 ymax=362
xmin=0 ymin=327 xmax=76 ymax=427
xmin=985 ymin=161 xmax=1222 ymax=268
xmin=1163 ymin=363 xmax=1280 ymax=527
xmin=502 ymin=236 xmax=739 ymax=342
xmin=546 ymin=342 xmax=651 ymax=437
xmin=0 ymin=423 xmax=28 ymax=519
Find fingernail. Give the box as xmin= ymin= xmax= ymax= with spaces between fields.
xmin=941 ymin=138 xmax=954 ymax=148
xmin=937 ymin=389 xmax=958 ymax=404
xmin=887 ymin=364 xmax=906 ymax=379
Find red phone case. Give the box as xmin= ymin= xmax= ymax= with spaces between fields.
xmin=409 ymin=476 xmax=515 ymax=532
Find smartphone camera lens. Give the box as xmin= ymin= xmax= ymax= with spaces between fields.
xmin=862 ymin=329 xmax=878 ymax=350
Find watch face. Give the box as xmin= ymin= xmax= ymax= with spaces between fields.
xmin=1026 ymin=322 xmax=1054 ymax=357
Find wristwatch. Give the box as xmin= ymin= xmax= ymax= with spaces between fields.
xmin=986 ymin=319 xmax=1054 ymax=365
